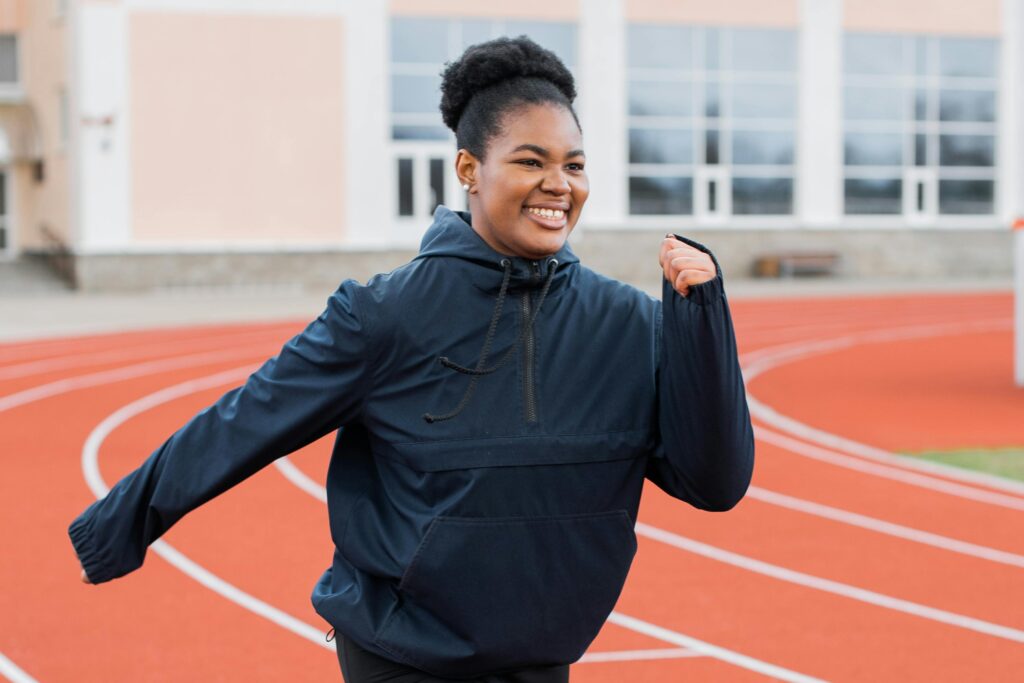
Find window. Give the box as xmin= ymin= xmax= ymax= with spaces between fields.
xmin=389 ymin=17 xmax=577 ymax=218
xmin=627 ymin=25 xmax=797 ymax=218
xmin=843 ymin=33 xmax=998 ymax=217
xmin=0 ymin=35 xmax=17 ymax=86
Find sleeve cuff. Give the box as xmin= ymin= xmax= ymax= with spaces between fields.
xmin=68 ymin=513 xmax=112 ymax=584
xmin=668 ymin=233 xmax=725 ymax=306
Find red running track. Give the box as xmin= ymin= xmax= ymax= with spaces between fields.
xmin=1 ymin=290 xmax=1022 ymax=682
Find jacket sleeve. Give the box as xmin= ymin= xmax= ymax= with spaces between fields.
xmin=68 ymin=279 xmax=376 ymax=584
xmin=645 ymin=235 xmax=755 ymax=511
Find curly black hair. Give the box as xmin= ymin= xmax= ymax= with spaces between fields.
xmin=439 ymin=35 xmax=579 ymax=159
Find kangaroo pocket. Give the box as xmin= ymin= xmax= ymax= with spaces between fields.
xmin=373 ymin=509 xmax=637 ymax=677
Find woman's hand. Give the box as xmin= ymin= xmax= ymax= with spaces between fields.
xmin=81 ymin=566 xmax=91 ymax=584
xmin=659 ymin=235 xmax=717 ymax=297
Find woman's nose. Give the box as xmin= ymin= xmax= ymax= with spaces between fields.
xmin=540 ymin=169 xmax=571 ymax=194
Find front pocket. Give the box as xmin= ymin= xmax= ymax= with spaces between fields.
xmin=374 ymin=510 xmax=637 ymax=677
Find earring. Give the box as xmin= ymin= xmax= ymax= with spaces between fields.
xmin=462 ymin=183 xmax=470 ymax=191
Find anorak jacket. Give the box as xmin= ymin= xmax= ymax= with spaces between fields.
xmin=69 ymin=206 xmax=754 ymax=679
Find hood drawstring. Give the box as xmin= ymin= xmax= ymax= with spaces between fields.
xmin=423 ymin=257 xmax=559 ymax=424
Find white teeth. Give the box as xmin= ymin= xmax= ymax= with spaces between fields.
xmin=527 ymin=207 xmax=565 ymax=219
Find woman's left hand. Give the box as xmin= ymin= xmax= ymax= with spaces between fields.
xmin=659 ymin=235 xmax=718 ymax=297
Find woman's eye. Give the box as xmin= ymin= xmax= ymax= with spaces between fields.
xmin=517 ymin=159 xmax=542 ymax=167
xmin=567 ymin=163 xmax=585 ymax=171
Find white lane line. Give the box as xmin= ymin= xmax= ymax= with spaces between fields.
xmin=80 ymin=366 xmax=336 ymax=652
xmin=0 ymin=328 xmax=287 ymax=381
xmin=746 ymin=486 xmax=1024 ymax=568
xmin=577 ymin=647 xmax=701 ymax=663
xmin=0 ymin=653 xmax=38 ymax=683
xmin=634 ymin=522 xmax=1024 ymax=644
xmin=756 ymin=426 xmax=1024 ymax=512
xmin=0 ymin=344 xmax=274 ymax=413
xmin=604 ymin=613 xmax=826 ymax=682
xmin=78 ymin=371 xmax=822 ymax=680
xmin=740 ymin=317 xmax=1024 ymax=500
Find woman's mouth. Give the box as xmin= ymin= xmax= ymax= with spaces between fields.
xmin=523 ymin=206 xmax=568 ymax=229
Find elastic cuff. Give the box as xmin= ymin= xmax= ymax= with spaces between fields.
xmin=68 ymin=515 xmax=110 ymax=584
xmin=668 ymin=233 xmax=725 ymax=306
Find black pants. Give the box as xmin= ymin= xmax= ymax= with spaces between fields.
xmin=336 ymin=634 xmax=570 ymax=683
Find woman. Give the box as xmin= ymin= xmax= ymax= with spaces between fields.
xmin=70 ymin=36 xmax=754 ymax=682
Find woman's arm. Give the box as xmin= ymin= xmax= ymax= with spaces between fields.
xmin=645 ymin=235 xmax=755 ymax=511
xmin=68 ymin=279 xmax=376 ymax=584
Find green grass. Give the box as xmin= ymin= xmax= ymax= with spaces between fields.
xmin=899 ymin=447 xmax=1024 ymax=483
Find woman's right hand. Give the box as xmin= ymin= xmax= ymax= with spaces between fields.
xmin=81 ymin=566 xmax=91 ymax=584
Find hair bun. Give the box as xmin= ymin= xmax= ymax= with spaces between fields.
xmin=440 ymin=35 xmax=576 ymax=133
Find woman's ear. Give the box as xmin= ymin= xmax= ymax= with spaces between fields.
xmin=455 ymin=149 xmax=479 ymax=193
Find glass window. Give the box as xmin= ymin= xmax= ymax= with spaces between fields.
xmin=629 ymin=80 xmax=692 ymax=117
xmin=732 ymin=130 xmax=794 ymax=165
xmin=627 ymin=25 xmax=693 ymax=69
xmin=844 ymin=86 xmax=905 ymax=120
xmin=938 ymin=89 xmax=996 ymax=122
xmin=460 ymin=19 xmax=492 ymax=49
xmin=392 ymin=74 xmax=443 ymax=114
xmin=732 ymin=177 xmax=792 ymax=214
xmin=938 ymin=179 xmax=993 ymax=214
xmin=506 ymin=21 xmax=577 ymax=67
xmin=844 ymin=178 xmax=902 ymax=214
xmin=844 ymin=34 xmax=907 ymax=76
xmin=391 ymin=18 xmax=448 ymax=63
xmin=629 ymin=176 xmax=693 ymax=215
xmin=629 ymin=129 xmax=693 ymax=164
xmin=392 ymin=125 xmax=449 ymax=141
xmin=730 ymin=82 xmax=796 ymax=119
xmin=729 ymin=29 xmax=797 ymax=72
xmin=0 ymin=35 xmax=17 ymax=84
xmin=844 ymin=133 xmax=903 ymax=166
xmin=397 ymin=158 xmax=414 ymax=216
xmin=938 ymin=38 xmax=997 ymax=78
xmin=628 ymin=24 xmax=796 ymax=217
xmin=938 ymin=134 xmax=995 ymax=166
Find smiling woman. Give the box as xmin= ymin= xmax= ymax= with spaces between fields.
xmin=69 ymin=35 xmax=753 ymax=683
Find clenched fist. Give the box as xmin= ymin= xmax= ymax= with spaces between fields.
xmin=659 ymin=235 xmax=717 ymax=297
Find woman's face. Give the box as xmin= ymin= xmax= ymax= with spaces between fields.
xmin=458 ymin=103 xmax=589 ymax=260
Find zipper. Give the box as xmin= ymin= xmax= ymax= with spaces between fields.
xmin=521 ymin=261 xmax=541 ymax=423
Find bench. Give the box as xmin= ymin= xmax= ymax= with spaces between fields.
xmin=753 ymin=251 xmax=841 ymax=278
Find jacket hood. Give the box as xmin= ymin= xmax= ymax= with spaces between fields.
xmin=415 ymin=205 xmax=580 ymax=288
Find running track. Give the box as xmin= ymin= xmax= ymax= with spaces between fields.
xmin=2 ymin=290 xmax=1022 ymax=681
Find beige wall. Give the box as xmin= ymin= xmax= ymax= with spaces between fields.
xmin=130 ymin=13 xmax=346 ymax=245
xmin=844 ymin=0 xmax=1001 ymax=35
xmin=15 ymin=0 xmax=70 ymax=250
xmin=0 ymin=0 xmax=29 ymax=32
xmin=626 ymin=0 xmax=799 ymax=27
xmin=390 ymin=0 xmax=579 ymax=20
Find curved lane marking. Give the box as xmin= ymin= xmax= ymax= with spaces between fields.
xmin=0 ymin=328 xmax=289 ymax=381
xmin=756 ymin=427 xmax=1024 ymax=512
xmin=0 ymin=653 xmax=38 ymax=683
xmin=741 ymin=318 xmax=1024 ymax=500
xmin=80 ymin=366 xmax=336 ymax=651
xmin=0 ymin=344 xmax=276 ymax=414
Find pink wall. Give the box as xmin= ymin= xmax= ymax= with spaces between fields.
xmin=844 ymin=0 xmax=1000 ymax=35
xmin=390 ymin=0 xmax=579 ymax=20
xmin=130 ymin=12 xmax=347 ymax=245
xmin=626 ymin=0 xmax=799 ymax=27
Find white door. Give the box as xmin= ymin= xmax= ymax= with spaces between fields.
xmin=391 ymin=143 xmax=465 ymax=245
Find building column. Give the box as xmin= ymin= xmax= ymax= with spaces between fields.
xmin=797 ymin=0 xmax=842 ymax=227
xmin=1001 ymin=0 xmax=1022 ymax=225
xmin=74 ymin=3 xmax=131 ymax=252
xmin=344 ymin=0 xmax=390 ymax=248
xmin=578 ymin=0 xmax=626 ymax=230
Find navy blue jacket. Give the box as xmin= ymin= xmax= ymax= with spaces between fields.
xmin=69 ymin=206 xmax=754 ymax=678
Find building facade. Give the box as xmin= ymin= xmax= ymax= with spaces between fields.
xmin=1 ymin=0 xmax=1022 ymax=290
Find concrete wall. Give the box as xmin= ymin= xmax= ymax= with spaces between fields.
xmin=70 ymin=227 xmax=1014 ymax=292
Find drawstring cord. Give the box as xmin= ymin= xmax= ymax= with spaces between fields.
xmin=423 ymin=257 xmax=559 ymax=424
